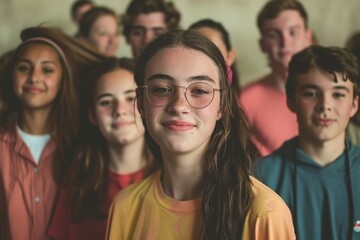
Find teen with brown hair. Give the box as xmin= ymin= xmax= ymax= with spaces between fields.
xmin=122 ymin=0 xmax=181 ymax=60
xmin=255 ymin=45 xmax=360 ymax=239
xmin=48 ymin=57 xmax=157 ymax=240
xmin=106 ymin=30 xmax=295 ymax=239
xmin=78 ymin=6 xmax=120 ymax=56
xmin=239 ymin=0 xmax=312 ymax=156
xmin=0 ymin=26 xmax=106 ymax=240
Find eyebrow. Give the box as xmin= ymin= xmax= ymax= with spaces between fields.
xmin=264 ymin=25 xmax=303 ymax=32
xmin=147 ymin=74 xmax=216 ymax=84
xmin=189 ymin=75 xmax=216 ymax=84
xmin=18 ymin=59 xmax=56 ymax=65
xmin=300 ymin=84 xmax=351 ymax=92
xmin=131 ymin=26 xmax=166 ymax=31
xmin=147 ymin=74 xmax=175 ymax=83
xmin=96 ymin=93 xmax=113 ymax=101
xmin=96 ymin=90 xmax=136 ymax=101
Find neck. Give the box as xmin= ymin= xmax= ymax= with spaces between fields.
xmin=161 ymin=152 xmax=204 ymax=201
xmin=19 ymin=108 xmax=51 ymax=134
xmin=298 ymin=134 xmax=346 ymax=166
xmin=108 ymin=137 xmax=147 ymax=174
xmin=266 ymin=65 xmax=288 ymax=91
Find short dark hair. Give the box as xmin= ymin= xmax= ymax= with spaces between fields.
xmin=257 ymin=0 xmax=308 ymax=33
xmin=189 ymin=18 xmax=232 ymax=51
xmin=122 ymin=0 xmax=181 ymax=37
xmin=71 ymin=0 xmax=94 ymax=19
xmin=286 ymin=45 xmax=360 ymax=99
xmin=346 ymin=32 xmax=360 ymax=60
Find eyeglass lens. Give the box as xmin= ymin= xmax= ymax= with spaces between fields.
xmin=145 ymin=81 xmax=216 ymax=109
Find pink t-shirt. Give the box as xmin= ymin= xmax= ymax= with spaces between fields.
xmin=47 ymin=168 xmax=145 ymax=240
xmin=0 ymin=123 xmax=57 ymax=240
xmin=239 ymin=79 xmax=298 ymax=156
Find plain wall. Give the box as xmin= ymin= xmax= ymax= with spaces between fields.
xmin=1 ymin=0 xmax=360 ymax=86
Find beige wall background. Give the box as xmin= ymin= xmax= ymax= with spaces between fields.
xmin=1 ymin=0 xmax=360 ymax=86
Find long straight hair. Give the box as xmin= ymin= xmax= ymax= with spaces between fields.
xmin=135 ymin=30 xmax=255 ymax=239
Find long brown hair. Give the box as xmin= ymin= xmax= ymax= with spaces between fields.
xmin=64 ymin=57 xmax=156 ymax=221
xmin=135 ymin=29 xmax=255 ymax=239
xmin=0 ymin=26 xmax=107 ymax=184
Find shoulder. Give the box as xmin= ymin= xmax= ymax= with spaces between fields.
xmin=243 ymin=177 xmax=296 ymax=239
xmin=348 ymin=140 xmax=360 ymax=166
xmin=256 ymin=138 xmax=296 ymax=168
xmin=0 ymin=128 xmax=18 ymax=162
xmin=240 ymin=77 xmax=270 ymax=96
xmin=107 ymin=172 xmax=159 ymax=238
xmin=252 ymin=138 xmax=296 ymax=187
xmin=248 ymin=176 xmax=290 ymax=217
xmin=111 ymin=171 xmax=158 ymax=208
xmin=0 ymin=127 xmax=16 ymax=143
xmin=238 ymin=76 xmax=273 ymax=110
xmin=254 ymin=145 xmax=288 ymax=175
xmin=349 ymin=140 xmax=360 ymax=155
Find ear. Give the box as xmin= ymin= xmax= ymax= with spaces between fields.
xmin=136 ymin=89 xmax=145 ymax=119
xmin=226 ymin=48 xmax=236 ymax=65
xmin=306 ymin=29 xmax=314 ymax=46
xmin=259 ymin=37 xmax=266 ymax=54
xmin=88 ymin=108 xmax=97 ymax=125
xmin=216 ymin=108 xmax=222 ymax=120
xmin=286 ymin=97 xmax=296 ymax=113
xmin=350 ymin=95 xmax=359 ymax=118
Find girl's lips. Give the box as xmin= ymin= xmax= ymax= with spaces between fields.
xmin=24 ymin=87 xmax=43 ymax=93
xmin=112 ymin=121 xmax=133 ymax=128
xmin=162 ymin=120 xmax=195 ymax=131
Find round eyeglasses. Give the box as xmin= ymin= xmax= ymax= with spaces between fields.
xmin=139 ymin=81 xmax=222 ymax=109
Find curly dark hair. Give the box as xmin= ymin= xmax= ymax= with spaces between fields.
xmin=122 ymin=0 xmax=181 ymax=38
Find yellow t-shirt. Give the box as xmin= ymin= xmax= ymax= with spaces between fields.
xmin=106 ymin=171 xmax=295 ymax=240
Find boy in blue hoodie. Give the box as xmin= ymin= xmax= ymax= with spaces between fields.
xmin=255 ymin=45 xmax=360 ymax=240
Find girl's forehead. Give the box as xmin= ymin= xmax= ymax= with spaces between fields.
xmin=93 ymin=14 xmax=117 ymax=27
xmin=95 ymin=69 xmax=136 ymax=92
xmin=144 ymin=47 xmax=221 ymax=84
xmin=16 ymin=42 xmax=60 ymax=60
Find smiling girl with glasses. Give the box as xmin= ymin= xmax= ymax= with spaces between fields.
xmin=106 ymin=30 xmax=295 ymax=240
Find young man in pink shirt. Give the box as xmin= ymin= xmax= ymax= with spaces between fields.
xmin=239 ymin=0 xmax=312 ymax=156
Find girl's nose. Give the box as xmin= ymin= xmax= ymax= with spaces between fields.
xmin=166 ymin=87 xmax=191 ymax=114
xmin=29 ymin=68 xmax=41 ymax=83
xmin=112 ymin=101 xmax=128 ymax=117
